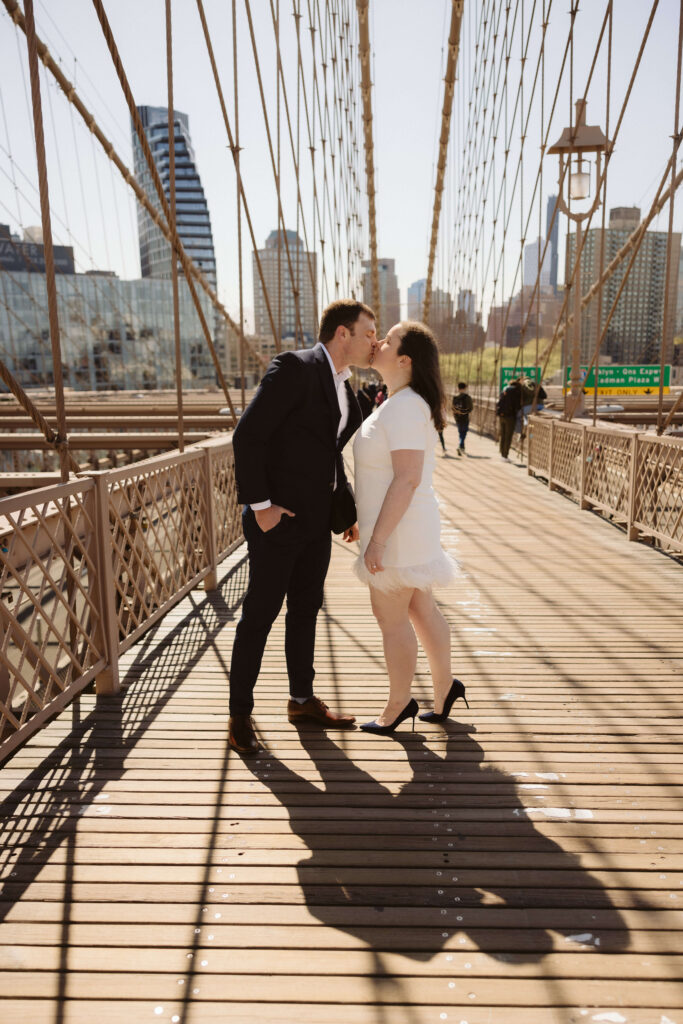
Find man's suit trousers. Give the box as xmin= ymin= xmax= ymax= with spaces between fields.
xmin=229 ymin=507 xmax=332 ymax=715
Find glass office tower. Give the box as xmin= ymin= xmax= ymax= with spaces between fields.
xmin=133 ymin=105 xmax=216 ymax=290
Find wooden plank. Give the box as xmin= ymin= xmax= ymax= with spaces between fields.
xmin=0 ymin=921 xmax=678 ymax=953
xmin=0 ymin=972 xmax=680 ymax=1006
xmin=3 ymin=864 xmax=682 ymax=891
xmin=4 ymin=946 xmax=683 ymax=979
xmin=2 ymin=901 xmax=680 ymax=929
xmin=0 ymin=1004 xmax=673 ymax=1024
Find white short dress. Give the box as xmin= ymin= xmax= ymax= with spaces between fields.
xmin=352 ymin=388 xmax=457 ymax=592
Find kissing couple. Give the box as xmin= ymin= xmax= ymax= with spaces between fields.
xmin=228 ymin=299 xmax=468 ymax=755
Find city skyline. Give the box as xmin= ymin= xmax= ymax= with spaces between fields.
xmin=0 ymin=1 xmax=681 ymax=341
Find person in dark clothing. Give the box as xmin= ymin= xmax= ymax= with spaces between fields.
xmin=496 ymin=378 xmax=523 ymax=461
xmin=356 ymin=381 xmax=377 ymax=420
xmin=228 ymin=300 xmax=378 ymax=755
xmin=517 ymin=377 xmax=547 ymax=436
xmin=451 ymin=381 xmax=474 ymax=455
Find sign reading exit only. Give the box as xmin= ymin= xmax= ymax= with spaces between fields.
xmin=564 ymin=364 xmax=671 ymax=395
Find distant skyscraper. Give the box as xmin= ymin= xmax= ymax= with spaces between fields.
xmin=457 ymin=288 xmax=476 ymax=323
xmin=566 ymin=206 xmax=680 ymax=364
xmin=133 ymin=105 xmax=216 ymax=289
xmin=524 ymin=237 xmax=552 ymax=289
xmin=407 ymin=278 xmax=426 ymax=319
xmin=676 ymin=245 xmax=683 ymax=335
xmin=546 ymin=194 xmax=560 ymax=295
xmin=407 ymin=278 xmax=427 ymax=319
xmin=252 ymin=229 xmax=318 ymax=344
xmin=362 ymin=258 xmax=400 ymax=328
xmin=429 ymin=287 xmax=453 ymax=327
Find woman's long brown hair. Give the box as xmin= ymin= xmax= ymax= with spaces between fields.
xmin=398 ymin=321 xmax=446 ymax=432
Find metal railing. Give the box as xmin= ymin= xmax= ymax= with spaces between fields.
xmin=472 ymin=397 xmax=683 ymax=552
xmin=3 ymin=410 xmax=680 ymax=765
xmin=527 ymin=417 xmax=683 ymax=552
xmin=0 ymin=435 xmax=242 ymax=763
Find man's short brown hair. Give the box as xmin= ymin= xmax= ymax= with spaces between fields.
xmin=318 ymin=299 xmax=375 ymax=343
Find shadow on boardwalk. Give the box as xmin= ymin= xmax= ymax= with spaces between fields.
xmin=0 ymin=546 xmax=636 ymax=1021
xmin=247 ymin=723 xmax=631 ymax=964
xmin=0 ymin=555 xmax=249 ymax=917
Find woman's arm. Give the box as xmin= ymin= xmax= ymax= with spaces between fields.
xmin=364 ymin=448 xmax=424 ymax=575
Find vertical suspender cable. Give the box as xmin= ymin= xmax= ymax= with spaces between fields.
xmin=233 ymin=0 xmax=245 ymax=412
xmin=657 ymin=0 xmax=683 ymax=433
xmin=23 ymin=0 xmax=70 ymax=482
xmin=165 ymin=0 xmax=184 ymax=452
xmin=355 ymin=0 xmax=379 ymax=324
xmin=276 ymin=0 xmax=283 ymax=349
xmin=592 ymin=0 xmax=612 ymax=425
xmin=424 ymin=0 xmax=463 ymax=325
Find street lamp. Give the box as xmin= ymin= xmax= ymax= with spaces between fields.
xmin=548 ymin=99 xmax=609 ymax=416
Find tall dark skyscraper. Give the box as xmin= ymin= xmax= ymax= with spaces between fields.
xmin=133 ymin=105 xmax=216 ymax=289
xmin=546 ymin=194 xmax=560 ymax=296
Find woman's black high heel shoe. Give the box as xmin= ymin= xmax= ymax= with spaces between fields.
xmin=359 ymin=698 xmax=419 ymax=734
xmin=418 ymin=678 xmax=468 ymax=723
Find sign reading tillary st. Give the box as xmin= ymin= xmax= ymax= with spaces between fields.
xmin=564 ymin=365 xmax=671 ymax=395
xmin=500 ymin=366 xmax=543 ymax=390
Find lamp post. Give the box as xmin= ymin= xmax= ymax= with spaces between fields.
xmin=548 ymin=99 xmax=609 ymax=417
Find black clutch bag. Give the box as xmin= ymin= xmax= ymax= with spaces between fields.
xmin=330 ymin=480 xmax=357 ymax=534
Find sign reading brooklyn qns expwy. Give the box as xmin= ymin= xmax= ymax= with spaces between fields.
xmin=564 ymin=364 xmax=671 ymax=395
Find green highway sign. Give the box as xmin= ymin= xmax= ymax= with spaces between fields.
xmin=564 ymin=364 xmax=671 ymax=395
xmin=500 ymin=366 xmax=543 ymax=390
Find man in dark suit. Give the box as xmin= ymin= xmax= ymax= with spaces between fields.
xmin=228 ymin=300 xmax=377 ymax=754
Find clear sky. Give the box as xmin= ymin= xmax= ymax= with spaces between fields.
xmin=0 ymin=0 xmax=680 ymax=331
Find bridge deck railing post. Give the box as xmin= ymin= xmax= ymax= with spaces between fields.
xmin=580 ymin=425 xmax=592 ymax=509
xmin=200 ymin=443 xmax=218 ymax=592
xmin=90 ymin=471 xmax=120 ymax=695
xmin=548 ymin=419 xmax=556 ymax=491
xmin=627 ymin=432 xmax=640 ymax=542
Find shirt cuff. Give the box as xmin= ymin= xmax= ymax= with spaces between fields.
xmin=250 ymin=499 xmax=272 ymax=511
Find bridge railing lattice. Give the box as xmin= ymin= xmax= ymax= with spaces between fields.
xmin=0 ymin=436 xmax=242 ymax=763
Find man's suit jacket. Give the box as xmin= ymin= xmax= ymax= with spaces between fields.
xmin=232 ymin=345 xmax=362 ymax=531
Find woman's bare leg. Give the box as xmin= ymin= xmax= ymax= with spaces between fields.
xmin=408 ymin=588 xmax=452 ymax=713
xmin=369 ymin=585 xmax=416 ymax=725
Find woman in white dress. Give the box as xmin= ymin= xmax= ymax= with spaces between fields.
xmin=353 ymin=321 xmax=468 ymax=733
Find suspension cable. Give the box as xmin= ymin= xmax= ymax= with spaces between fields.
xmin=423 ymin=0 xmax=463 ymax=325
xmin=356 ymin=0 xmax=379 ymax=323
xmin=165 ymin=0 xmax=184 ymax=451
xmin=23 ymin=0 xmax=70 ymax=480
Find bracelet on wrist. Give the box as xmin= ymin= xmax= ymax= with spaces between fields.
xmin=370 ymin=536 xmax=386 ymax=547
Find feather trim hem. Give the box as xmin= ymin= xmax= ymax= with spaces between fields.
xmin=353 ymin=551 xmax=459 ymax=592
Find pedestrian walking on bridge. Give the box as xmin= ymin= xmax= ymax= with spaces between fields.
xmin=451 ymin=381 xmax=473 ymax=455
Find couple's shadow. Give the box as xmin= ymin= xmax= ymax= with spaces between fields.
xmin=247 ymin=723 xmax=629 ymax=963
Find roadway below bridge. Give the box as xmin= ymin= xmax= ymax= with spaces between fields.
xmin=1 ymin=422 xmax=682 ymax=1022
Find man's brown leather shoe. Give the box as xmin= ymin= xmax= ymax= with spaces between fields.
xmin=228 ymin=714 xmax=260 ymax=755
xmin=287 ymin=696 xmax=355 ymax=727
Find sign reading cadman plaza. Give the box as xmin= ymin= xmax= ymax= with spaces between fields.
xmin=564 ymin=365 xmax=671 ymax=395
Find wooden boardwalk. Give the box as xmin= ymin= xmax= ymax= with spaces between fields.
xmin=1 ymin=423 xmax=682 ymax=1023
